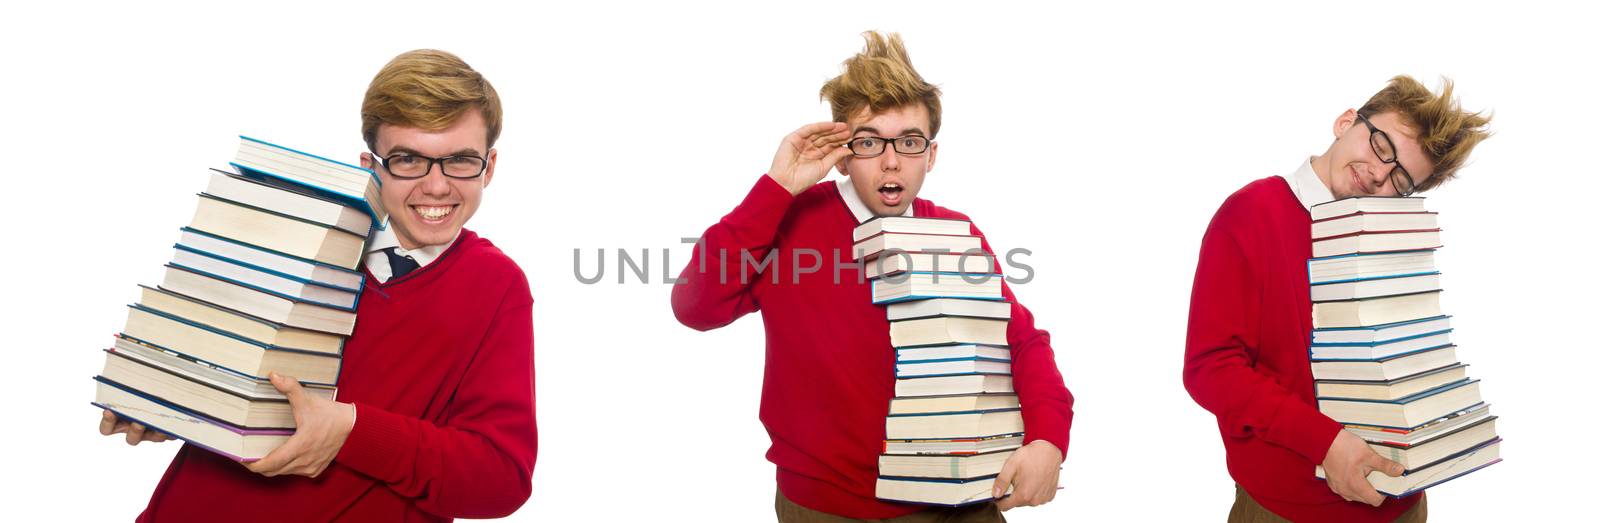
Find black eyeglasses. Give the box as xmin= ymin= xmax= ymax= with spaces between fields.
xmin=845 ymin=135 xmax=932 ymax=158
xmin=367 ymin=151 xmax=488 ymax=180
xmin=1354 ymin=113 xmax=1417 ymax=196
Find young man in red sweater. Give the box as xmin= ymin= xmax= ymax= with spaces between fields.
xmin=672 ymin=32 xmax=1074 ymax=521
xmin=98 ymin=49 xmax=537 ymax=521
xmin=1183 ymin=76 xmax=1490 ymax=523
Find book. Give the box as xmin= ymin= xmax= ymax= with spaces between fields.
xmin=172 ymin=244 xmax=359 ymax=311
xmin=876 ymin=476 xmax=1010 ymax=506
xmin=883 ymin=434 xmax=1025 ymax=456
xmin=1312 ymin=291 xmax=1442 ymax=329
xmin=93 ymin=376 xmax=291 ymax=462
xmin=1309 ymin=250 xmax=1436 ymax=284
xmin=111 ymin=334 xmax=335 ymax=401
xmin=886 ymin=409 xmax=1024 ymax=440
xmin=1312 ymin=229 xmax=1442 ymax=258
xmin=121 ymin=304 xmax=343 ymax=385
xmin=1313 ymin=363 xmax=1467 ymax=401
xmin=896 ymin=374 xmax=1014 ymax=397
xmin=1310 ymin=196 xmax=1427 ymax=221
xmin=853 ymin=216 xmax=971 ymax=241
xmin=890 ymin=316 xmax=1008 ymax=348
xmin=1317 ymin=438 xmax=1501 ymax=498
xmin=100 ymin=348 xmax=296 ymax=429
xmin=873 ymin=273 xmax=1004 ymax=304
xmin=1310 ymin=345 xmax=1458 ymax=381
xmin=853 ymin=232 xmax=984 ymax=261
xmin=1343 ymin=404 xmax=1492 ymax=447
xmin=204 ymin=168 xmax=373 ymax=236
xmin=190 ymin=193 xmax=367 ymax=270
xmin=886 ymin=298 xmax=1011 ymax=322
xmin=1309 ymin=330 xmax=1452 ymax=361
xmin=162 ymin=263 xmax=357 ymax=335
xmin=878 ymin=449 xmax=1015 ymax=480
xmin=897 ymin=344 xmax=1011 ymax=363
xmin=866 ymin=252 xmax=995 ymax=280
xmin=1312 ymin=211 xmax=1439 ymax=240
xmin=1369 ymin=416 xmax=1498 ymax=470
xmin=231 ymin=136 xmax=387 ymax=225
xmin=1311 ymin=315 xmax=1451 ymax=345
xmin=137 ymin=285 xmax=343 ymax=356
xmin=1310 ymin=273 xmax=1441 ymax=302
xmin=177 ymin=227 xmax=364 ymax=292
xmin=1317 ymin=380 xmax=1481 ymax=429
xmin=896 ymin=358 xmax=1012 ymax=378
xmin=889 ymin=394 xmax=1020 ymax=416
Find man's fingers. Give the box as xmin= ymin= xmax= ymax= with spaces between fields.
xmin=125 ymin=423 xmax=146 ymax=446
xmin=995 ymin=494 xmax=1019 ymax=511
xmin=1370 ymin=454 xmax=1405 ymax=477
xmin=99 ymin=410 xmax=119 ymax=436
xmin=270 ymin=372 xmax=307 ymax=405
xmin=992 ymin=456 xmax=1019 ymax=499
xmin=821 ymin=143 xmax=854 ymax=169
xmin=793 ymin=121 xmax=848 ymax=141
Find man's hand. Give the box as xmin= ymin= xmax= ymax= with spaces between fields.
xmin=992 ymin=440 xmax=1062 ymax=511
xmin=1321 ymin=429 xmax=1403 ymax=507
xmin=99 ymin=409 xmax=173 ymax=445
xmin=245 ymin=372 xmax=356 ymax=478
xmin=767 ymin=121 xmax=854 ymax=196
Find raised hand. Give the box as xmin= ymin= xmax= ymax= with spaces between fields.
xmin=767 ymin=121 xmax=854 ymax=196
xmin=1321 ymin=429 xmax=1404 ymax=507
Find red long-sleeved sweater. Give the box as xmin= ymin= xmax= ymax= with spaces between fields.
xmin=672 ymin=177 xmax=1074 ymax=518
xmin=1184 ymin=177 xmax=1421 ymax=522
xmin=138 ymin=229 xmax=537 ymax=522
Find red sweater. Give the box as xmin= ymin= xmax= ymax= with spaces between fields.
xmin=1184 ymin=177 xmax=1421 ymax=522
xmin=138 ymin=229 xmax=537 ymax=522
xmin=672 ymin=177 xmax=1074 ymax=518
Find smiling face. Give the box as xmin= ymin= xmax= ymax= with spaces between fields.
xmin=837 ymin=104 xmax=938 ymax=216
xmin=1321 ymin=109 xmax=1436 ymax=199
xmin=362 ymin=109 xmax=496 ymax=250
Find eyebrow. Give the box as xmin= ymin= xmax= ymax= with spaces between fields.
xmin=853 ymin=126 xmax=926 ymax=138
xmin=381 ymin=146 xmax=484 ymax=157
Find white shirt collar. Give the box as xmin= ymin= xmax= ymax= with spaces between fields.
xmin=836 ymin=179 xmax=914 ymax=223
xmin=363 ymin=226 xmax=459 ymax=283
xmin=1280 ymin=157 xmax=1335 ymax=212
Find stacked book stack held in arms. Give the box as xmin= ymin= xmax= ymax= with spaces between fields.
xmin=1307 ymin=196 xmax=1501 ymax=497
xmin=93 ymin=136 xmax=384 ymax=462
xmin=854 ymin=216 xmax=1023 ymax=506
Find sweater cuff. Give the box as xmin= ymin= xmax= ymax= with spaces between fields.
xmin=1263 ymin=394 xmax=1344 ymax=464
xmin=1021 ymin=413 xmax=1070 ymax=464
xmin=335 ymin=402 xmax=411 ymax=482
xmin=732 ymin=174 xmax=798 ymax=227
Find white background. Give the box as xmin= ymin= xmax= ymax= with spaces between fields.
xmin=3 ymin=1 xmax=1594 ymax=520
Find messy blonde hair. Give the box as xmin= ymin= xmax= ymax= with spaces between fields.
xmin=361 ymin=49 xmax=502 ymax=151
xmin=820 ymin=32 xmax=942 ymax=137
xmin=1358 ymin=76 xmax=1490 ymax=191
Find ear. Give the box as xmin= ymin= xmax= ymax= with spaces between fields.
xmin=835 ymin=155 xmax=851 ymax=177
xmin=482 ymin=148 xmax=497 ymax=188
xmin=1333 ymin=108 xmax=1359 ymax=138
xmin=359 ymin=151 xmax=375 ymax=171
xmin=925 ymin=141 xmax=939 ymax=174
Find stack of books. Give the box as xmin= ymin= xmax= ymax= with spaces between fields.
xmin=92 ymin=136 xmax=384 ymax=462
xmin=855 ymin=217 xmax=1021 ymax=506
xmin=1308 ymin=196 xmax=1501 ymax=497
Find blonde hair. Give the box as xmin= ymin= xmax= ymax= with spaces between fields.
xmin=1358 ymin=76 xmax=1490 ymax=191
xmin=820 ymin=32 xmax=942 ymax=137
xmin=361 ymin=49 xmax=502 ymax=151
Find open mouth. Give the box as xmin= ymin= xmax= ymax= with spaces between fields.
xmin=411 ymin=204 xmax=457 ymax=224
xmin=878 ymin=182 xmax=905 ymax=207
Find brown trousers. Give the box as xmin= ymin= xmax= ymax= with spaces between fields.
xmin=1227 ymin=486 xmax=1427 ymax=523
xmin=776 ymin=490 xmax=1005 ymax=523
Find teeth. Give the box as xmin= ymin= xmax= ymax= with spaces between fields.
xmin=414 ymin=205 xmax=453 ymax=219
xmin=883 ymin=183 xmax=901 ymax=190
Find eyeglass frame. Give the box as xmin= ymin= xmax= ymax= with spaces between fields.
xmin=1353 ymin=113 xmax=1418 ymax=196
xmin=365 ymin=150 xmax=490 ymax=180
xmin=844 ymin=135 xmax=933 ymax=158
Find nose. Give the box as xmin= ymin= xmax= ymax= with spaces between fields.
xmin=880 ymin=147 xmax=900 ymax=172
xmin=419 ymin=163 xmax=452 ymax=196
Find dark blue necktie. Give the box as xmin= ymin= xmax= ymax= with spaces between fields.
xmin=383 ymin=247 xmax=420 ymax=279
